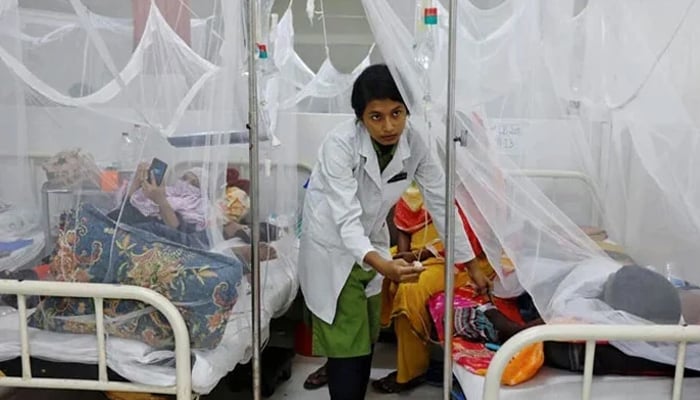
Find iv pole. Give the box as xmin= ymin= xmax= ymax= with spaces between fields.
xmin=443 ymin=0 xmax=459 ymax=398
xmin=247 ymin=0 xmax=262 ymax=399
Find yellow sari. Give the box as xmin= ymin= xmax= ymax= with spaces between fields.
xmin=380 ymin=213 xmax=492 ymax=384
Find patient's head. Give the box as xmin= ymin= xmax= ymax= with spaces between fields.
xmin=602 ymin=265 xmax=682 ymax=324
xmin=181 ymin=167 xmax=204 ymax=189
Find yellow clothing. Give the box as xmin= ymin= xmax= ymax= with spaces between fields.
xmin=380 ymin=222 xmax=493 ymax=383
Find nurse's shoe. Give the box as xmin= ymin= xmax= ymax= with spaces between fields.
xmin=372 ymin=371 xmax=425 ymax=394
xmin=303 ymin=364 xmax=327 ymax=390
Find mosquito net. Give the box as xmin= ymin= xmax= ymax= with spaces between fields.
xmin=272 ymin=0 xmax=376 ymax=114
xmin=363 ymin=0 xmax=700 ymax=370
xmin=0 ymin=0 xmax=301 ymax=393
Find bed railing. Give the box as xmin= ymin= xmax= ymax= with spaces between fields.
xmin=508 ymin=169 xmax=604 ymax=228
xmin=482 ymin=324 xmax=700 ymax=400
xmin=0 ymin=279 xmax=193 ymax=400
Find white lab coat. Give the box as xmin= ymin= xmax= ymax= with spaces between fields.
xmin=298 ymin=118 xmax=475 ymax=325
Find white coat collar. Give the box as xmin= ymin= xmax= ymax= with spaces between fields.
xmin=358 ymin=123 xmax=411 ymax=188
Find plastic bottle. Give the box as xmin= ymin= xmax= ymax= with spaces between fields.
xmin=118 ymin=132 xmax=136 ymax=170
xmin=413 ymin=2 xmax=438 ymax=127
xmin=116 ymin=130 xmax=141 ymax=184
xmin=256 ymin=43 xmax=279 ymax=143
xmin=665 ymin=263 xmax=686 ymax=288
xmin=414 ymin=4 xmax=437 ymax=74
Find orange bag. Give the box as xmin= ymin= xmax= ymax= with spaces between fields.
xmin=501 ymin=342 xmax=545 ymax=386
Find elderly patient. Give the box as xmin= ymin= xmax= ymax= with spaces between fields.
xmin=108 ymin=162 xmax=276 ymax=262
xmin=108 ymin=163 xmax=209 ymax=247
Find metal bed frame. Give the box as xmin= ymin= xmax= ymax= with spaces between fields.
xmin=482 ymin=324 xmax=700 ymax=400
xmin=0 ymin=280 xmax=193 ymax=400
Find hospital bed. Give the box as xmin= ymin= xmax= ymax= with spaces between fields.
xmin=460 ymin=324 xmax=700 ymax=400
xmin=452 ymin=169 xmax=700 ymax=400
xmin=0 ymin=244 xmax=298 ymax=398
xmin=0 ymin=155 xmax=311 ymax=399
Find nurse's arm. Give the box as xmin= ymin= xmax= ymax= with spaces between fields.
xmin=317 ymin=136 xmax=422 ymax=283
xmin=317 ymin=135 xmax=375 ymax=265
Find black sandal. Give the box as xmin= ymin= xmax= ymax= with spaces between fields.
xmin=303 ymin=365 xmax=328 ymax=390
xmin=372 ymin=371 xmax=425 ymax=394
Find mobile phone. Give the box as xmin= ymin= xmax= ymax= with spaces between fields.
xmin=148 ymin=158 xmax=168 ymax=186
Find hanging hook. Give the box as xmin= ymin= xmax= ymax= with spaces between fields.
xmin=317 ymin=0 xmax=331 ymax=60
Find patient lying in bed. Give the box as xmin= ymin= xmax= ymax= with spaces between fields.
xmin=108 ymin=162 xmax=277 ymax=262
xmin=461 ymin=264 xmax=700 ymax=378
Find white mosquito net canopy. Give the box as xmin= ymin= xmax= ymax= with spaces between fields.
xmin=271 ymin=0 xmax=376 ymax=114
xmin=0 ymin=0 xmax=301 ymax=392
xmin=363 ymin=0 xmax=700 ymax=369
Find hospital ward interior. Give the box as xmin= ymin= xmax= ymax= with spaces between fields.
xmin=1 ymin=0 xmax=700 ymax=399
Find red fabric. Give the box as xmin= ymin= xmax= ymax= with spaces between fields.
xmin=393 ymin=197 xmax=432 ymax=234
xmin=226 ymin=167 xmax=250 ymax=194
xmin=34 ymin=264 xmax=51 ymax=280
xmin=294 ymin=322 xmax=314 ymax=357
xmin=132 ymin=0 xmax=191 ymax=48
xmin=457 ymin=202 xmax=484 ymax=257
xmin=393 ymin=197 xmax=484 ymax=257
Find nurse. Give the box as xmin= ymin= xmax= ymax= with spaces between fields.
xmin=298 ymin=64 xmax=491 ymax=400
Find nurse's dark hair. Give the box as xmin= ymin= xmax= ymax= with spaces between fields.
xmin=351 ymin=64 xmax=410 ymax=120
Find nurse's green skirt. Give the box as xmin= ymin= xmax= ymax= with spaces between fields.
xmin=311 ymin=264 xmax=381 ymax=358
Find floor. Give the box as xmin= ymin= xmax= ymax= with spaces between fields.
xmin=0 ymin=343 xmax=443 ymax=400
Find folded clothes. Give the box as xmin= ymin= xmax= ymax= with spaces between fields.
xmin=454 ymin=304 xmax=499 ymax=343
xmin=0 ymin=239 xmax=33 ymax=253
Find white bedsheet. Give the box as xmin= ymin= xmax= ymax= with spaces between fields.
xmin=0 ymin=239 xmax=299 ymax=394
xmin=454 ymin=364 xmax=700 ymax=400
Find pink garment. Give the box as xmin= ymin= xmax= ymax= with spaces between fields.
xmin=129 ymin=180 xmax=206 ymax=231
xmin=428 ymin=291 xmax=480 ymax=343
xmin=132 ymin=0 xmax=191 ymax=48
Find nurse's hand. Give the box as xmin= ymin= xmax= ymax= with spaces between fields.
xmin=380 ymin=259 xmax=425 ymax=283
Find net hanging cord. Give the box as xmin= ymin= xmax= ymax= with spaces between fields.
xmin=316 ymin=0 xmax=331 ymax=60
xmin=608 ymin=0 xmax=698 ymax=110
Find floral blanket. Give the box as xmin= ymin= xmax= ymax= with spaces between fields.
xmin=28 ymin=203 xmax=244 ymax=350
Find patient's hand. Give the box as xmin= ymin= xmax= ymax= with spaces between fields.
xmin=223 ymin=221 xmax=246 ymax=240
xmin=142 ymin=171 xmax=167 ymax=204
xmin=235 ymin=243 xmax=277 ymax=263
xmin=394 ymin=251 xmax=417 ymax=263
xmin=126 ymin=162 xmax=150 ymax=198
